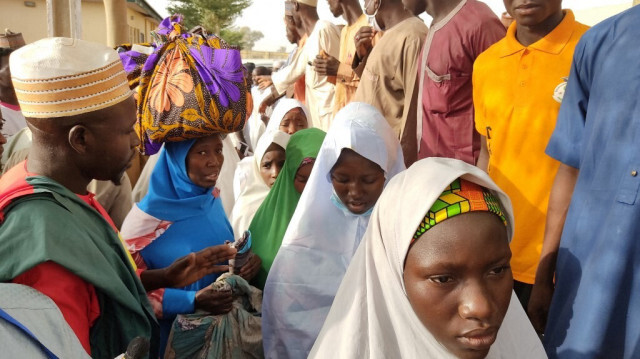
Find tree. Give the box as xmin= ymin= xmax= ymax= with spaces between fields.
xmin=167 ymin=0 xmax=263 ymax=50
xmin=237 ymin=27 xmax=264 ymax=50
xmin=167 ymin=0 xmax=252 ymax=33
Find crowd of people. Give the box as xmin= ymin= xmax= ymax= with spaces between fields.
xmin=0 ymin=0 xmax=638 ymax=358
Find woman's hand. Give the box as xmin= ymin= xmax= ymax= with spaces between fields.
xmin=194 ymin=287 xmax=234 ymax=315
xmin=165 ymin=245 xmax=237 ymax=288
xmin=141 ymin=244 xmax=237 ymax=291
xmin=238 ymin=254 xmax=262 ymax=281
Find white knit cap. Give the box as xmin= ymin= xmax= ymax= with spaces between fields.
xmin=9 ymin=37 xmax=131 ymax=118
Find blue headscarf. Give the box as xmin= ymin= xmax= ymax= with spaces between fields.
xmin=139 ymin=139 xmax=216 ymax=221
xmin=135 ymin=138 xmax=234 ymax=356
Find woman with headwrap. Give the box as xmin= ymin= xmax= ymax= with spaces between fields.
xmin=262 ymin=102 xmax=406 ymax=358
xmin=121 ymin=135 xmax=262 ymax=357
xmin=309 ymin=157 xmax=546 ymax=358
xmin=248 ymin=128 xmax=326 ymax=290
xmin=117 ymin=15 xmax=257 ymax=357
xmin=130 ymin=134 xmax=241 ymax=218
xmin=231 ymin=131 xmax=290 ymax=237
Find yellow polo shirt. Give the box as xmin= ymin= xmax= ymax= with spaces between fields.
xmin=473 ymin=10 xmax=588 ymax=284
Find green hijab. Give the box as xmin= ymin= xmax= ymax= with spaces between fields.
xmin=249 ymin=128 xmax=326 ymax=289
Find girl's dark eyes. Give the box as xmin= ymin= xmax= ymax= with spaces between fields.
xmin=362 ymin=175 xmax=382 ymax=184
xmin=331 ymin=175 xmax=349 ymax=183
xmin=429 ymin=275 xmax=454 ymax=284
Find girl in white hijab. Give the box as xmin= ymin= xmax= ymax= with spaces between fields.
xmin=249 ymin=98 xmax=310 ymax=151
xmin=262 ymin=102 xmax=406 ymax=358
xmin=309 ymin=157 xmax=546 ymax=358
xmin=231 ymin=130 xmax=290 ymax=237
xmin=267 ymin=98 xmax=310 ymax=135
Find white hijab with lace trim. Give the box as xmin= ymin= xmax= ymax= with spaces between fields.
xmin=309 ymin=157 xmax=546 ymax=358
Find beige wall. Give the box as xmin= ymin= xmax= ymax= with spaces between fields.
xmin=0 ymin=0 xmax=159 ymax=45
xmin=83 ymin=1 xmax=108 ymax=44
xmin=126 ymin=7 xmax=159 ymax=44
xmin=0 ymin=0 xmax=48 ymax=44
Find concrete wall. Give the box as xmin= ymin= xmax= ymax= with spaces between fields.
xmin=0 ymin=0 xmax=48 ymax=44
xmin=126 ymin=6 xmax=159 ymax=44
xmin=0 ymin=0 xmax=159 ymax=45
xmin=83 ymin=1 xmax=108 ymax=44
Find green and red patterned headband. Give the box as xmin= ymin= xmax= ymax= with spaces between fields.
xmin=413 ymin=178 xmax=507 ymax=242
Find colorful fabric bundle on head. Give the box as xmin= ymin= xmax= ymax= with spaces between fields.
xmin=117 ymin=15 xmax=249 ymax=155
xmin=413 ymin=178 xmax=507 ymax=241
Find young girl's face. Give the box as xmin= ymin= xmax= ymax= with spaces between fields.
xmin=260 ymin=143 xmax=286 ymax=187
xmin=403 ymin=212 xmax=512 ymax=359
xmin=293 ymin=162 xmax=314 ymax=194
xmin=330 ymin=149 xmax=385 ymax=214
xmin=279 ymin=107 xmax=308 ymax=135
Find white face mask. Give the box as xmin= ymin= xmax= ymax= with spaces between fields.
xmin=364 ymin=0 xmax=383 ymax=32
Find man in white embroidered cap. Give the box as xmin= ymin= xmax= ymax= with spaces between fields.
xmin=0 ymin=37 xmax=235 ymax=358
xmin=0 ymin=37 xmax=158 ymax=358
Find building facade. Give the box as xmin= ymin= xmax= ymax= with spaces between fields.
xmin=0 ymin=0 xmax=161 ymax=46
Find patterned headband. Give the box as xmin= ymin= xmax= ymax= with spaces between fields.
xmin=412 ymin=178 xmax=507 ymax=241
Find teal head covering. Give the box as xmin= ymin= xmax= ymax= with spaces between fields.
xmin=249 ymin=128 xmax=326 ymax=289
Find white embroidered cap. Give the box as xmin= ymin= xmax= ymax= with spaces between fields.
xmin=9 ymin=37 xmax=131 ymax=118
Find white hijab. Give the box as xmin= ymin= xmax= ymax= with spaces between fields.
xmin=248 ymin=96 xmax=308 ymax=153
xmin=231 ymin=130 xmax=290 ymax=237
xmin=247 ymin=86 xmax=271 ymax=152
xmin=262 ymin=102 xmax=406 ymax=358
xmin=266 ymin=98 xmax=310 ymax=133
xmin=309 ymin=157 xmax=547 ymax=358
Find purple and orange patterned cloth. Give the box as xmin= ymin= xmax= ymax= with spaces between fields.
xmin=117 ymin=15 xmax=250 ymax=155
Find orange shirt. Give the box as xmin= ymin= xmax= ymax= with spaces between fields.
xmin=294 ymin=35 xmax=308 ymax=105
xmin=473 ymin=11 xmax=588 ymax=284
xmin=333 ymin=14 xmax=368 ymax=115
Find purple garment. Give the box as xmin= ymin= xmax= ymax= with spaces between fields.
xmin=417 ymin=0 xmax=505 ymax=164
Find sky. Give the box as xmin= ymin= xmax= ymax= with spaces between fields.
xmin=146 ymin=0 xmax=631 ymax=52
